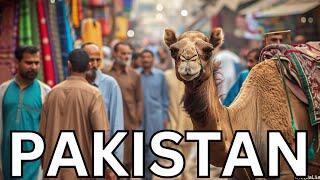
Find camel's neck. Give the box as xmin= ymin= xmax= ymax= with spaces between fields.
xmin=183 ymin=67 xmax=229 ymax=167
xmin=183 ymin=71 xmax=226 ymax=130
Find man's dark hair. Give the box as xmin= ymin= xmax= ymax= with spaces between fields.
xmin=141 ymin=49 xmax=154 ymax=57
xmin=81 ymin=42 xmax=98 ymax=49
xmin=132 ymin=52 xmax=141 ymax=61
xmin=14 ymin=46 xmax=40 ymax=62
xmin=113 ymin=42 xmax=131 ymax=52
xmin=68 ymin=49 xmax=90 ymax=73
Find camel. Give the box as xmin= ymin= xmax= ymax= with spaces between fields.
xmin=163 ymin=28 xmax=320 ymax=179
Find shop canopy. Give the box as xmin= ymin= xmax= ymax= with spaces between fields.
xmin=239 ymin=0 xmax=281 ymax=15
xmin=255 ymin=0 xmax=320 ymax=18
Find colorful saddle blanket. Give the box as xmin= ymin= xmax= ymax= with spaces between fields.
xmin=260 ymin=43 xmax=320 ymax=126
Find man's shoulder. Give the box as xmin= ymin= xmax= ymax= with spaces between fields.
xmin=52 ymin=79 xmax=101 ymax=96
xmin=0 ymin=79 xmax=14 ymax=97
xmin=36 ymin=80 xmax=51 ymax=91
xmin=127 ymin=67 xmax=141 ymax=78
xmin=0 ymin=79 xmax=13 ymax=89
xmin=239 ymin=70 xmax=249 ymax=77
xmin=99 ymin=72 xmax=120 ymax=86
xmin=153 ymin=68 xmax=164 ymax=75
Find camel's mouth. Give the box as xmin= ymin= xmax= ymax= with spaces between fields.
xmin=179 ymin=71 xmax=201 ymax=81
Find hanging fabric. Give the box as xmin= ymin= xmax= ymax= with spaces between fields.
xmin=19 ymin=0 xmax=32 ymax=45
xmin=115 ymin=16 xmax=128 ymax=40
xmin=123 ymin=0 xmax=132 ymax=13
xmin=115 ymin=0 xmax=124 ymax=14
xmin=56 ymin=0 xmax=74 ymax=78
xmin=81 ymin=18 xmax=103 ymax=47
xmin=0 ymin=2 xmax=18 ymax=83
xmin=97 ymin=17 xmax=111 ymax=36
xmin=78 ymin=0 xmax=83 ymax=21
xmin=71 ymin=0 xmax=80 ymax=28
xmin=36 ymin=0 xmax=56 ymax=86
xmin=30 ymin=0 xmax=44 ymax=81
xmin=48 ymin=1 xmax=65 ymax=82
xmin=88 ymin=0 xmax=106 ymax=7
xmin=43 ymin=0 xmax=59 ymax=83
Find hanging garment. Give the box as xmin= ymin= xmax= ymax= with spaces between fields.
xmin=115 ymin=0 xmax=124 ymax=13
xmin=36 ymin=0 xmax=56 ymax=86
xmin=43 ymin=0 xmax=59 ymax=83
xmin=71 ymin=0 xmax=80 ymax=28
xmin=56 ymin=0 xmax=74 ymax=78
xmin=78 ymin=0 xmax=83 ymax=21
xmin=19 ymin=0 xmax=32 ymax=45
xmin=30 ymin=0 xmax=44 ymax=81
xmin=115 ymin=16 xmax=128 ymax=40
xmin=123 ymin=0 xmax=132 ymax=13
xmin=88 ymin=0 xmax=106 ymax=6
xmin=81 ymin=18 xmax=103 ymax=47
xmin=0 ymin=2 xmax=18 ymax=84
xmin=48 ymin=1 xmax=65 ymax=82
xmin=97 ymin=16 xmax=111 ymax=36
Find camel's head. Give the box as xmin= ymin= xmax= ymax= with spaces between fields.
xmin=164 ymin=28 xmax=224 ymax=82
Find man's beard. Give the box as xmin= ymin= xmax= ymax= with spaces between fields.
xmin=85 ymin=68 xmax=97 ymax=84
xmin=115 ymin=58 xmax=130 ymax=67
xmin=20 ymin=70 xmax=38 ymax=81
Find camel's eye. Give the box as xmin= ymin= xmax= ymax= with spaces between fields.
xmin=170 ymin=46 xmax=179 ymax=59
xmin=202 ymin=46 xmax=213 ymax=54
xmin=200 ymin=46 xmax=213 ymax=60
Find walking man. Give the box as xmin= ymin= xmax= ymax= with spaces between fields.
xmin=138 ymin=49 xmax=169 ymax=179
xmin=82 ymin=42 xmax=124 ymax=163
xmin=107 ymin=42 xmax=143 ymax=172
xmin=0 ymin=46 xmax=51 ymax=179
xmin=39 ymin=49 xmax=114 ymax=179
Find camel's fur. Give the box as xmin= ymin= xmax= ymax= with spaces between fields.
xmin=164 ymin=28 xmax=320 ymax=178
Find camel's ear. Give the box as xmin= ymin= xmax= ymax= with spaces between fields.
xmin=164 ymin=29 xmax=177 ymax=47
xmin=209 ymin=27 xmax=224 ymax=49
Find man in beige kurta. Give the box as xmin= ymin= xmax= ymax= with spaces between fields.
xmin=162 ymin=69 xmax=195 ymax=179
xmin=39 ymin=49 xmax=112 ymax=179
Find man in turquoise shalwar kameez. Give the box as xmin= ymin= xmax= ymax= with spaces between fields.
xmin=224 ymin=48 xmax=260 ymax=106
xmin=0 ymin=46 xmax=51 ymax=180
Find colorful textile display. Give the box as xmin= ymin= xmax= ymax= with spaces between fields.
xmin=81 ymin=18 xmax=103 ymax=47
xmin=56 ymin=0 xmax=74 ymax=78
xmin=78 ymin=0 xmax=83 ymax=22
xmin=30 ymin=0 xmax=44 ymax=81
xmin=97 ymin=17 xmax=111 ymax=36
xmin=0 ymin=2 xmax=18 ymax=83
xmin=36 ymin=0 xmax=56 ymax=86
xmin=44 ymin=0 xmax=59 ymax=83
xmin=71 ymin=0 xmax=80 ymax=28
xmin=115 ymin=0 xmax=124 ymax=13
xmin=123 ymin=0 xmax=132 ymax=13
xmin=88 ymin=0 xmax=107 ymax=6
xmin=48 ymin=1 xmax=65 ymax=82
xmin=115 ymin=16 xmax=128 ymax=40
xmin=19 ymin=0 xmax=32 ymax=45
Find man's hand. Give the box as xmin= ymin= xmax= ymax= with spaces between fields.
xmin=105 ymin=168 xmax=116 ymax=180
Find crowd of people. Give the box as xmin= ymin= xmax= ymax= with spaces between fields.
xmin=0 ymin=31 xmax=307 ymax=179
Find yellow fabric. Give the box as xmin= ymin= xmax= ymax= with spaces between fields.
xmin=71 ymin=0 xmax=79 ymax=28
xmin=164 ymin=69 xmax=193 ymax=134
xmin=115 ymin=16 xmax=128 ymax=40
xmin=81 ymin=18 xmax=103 ymax=47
